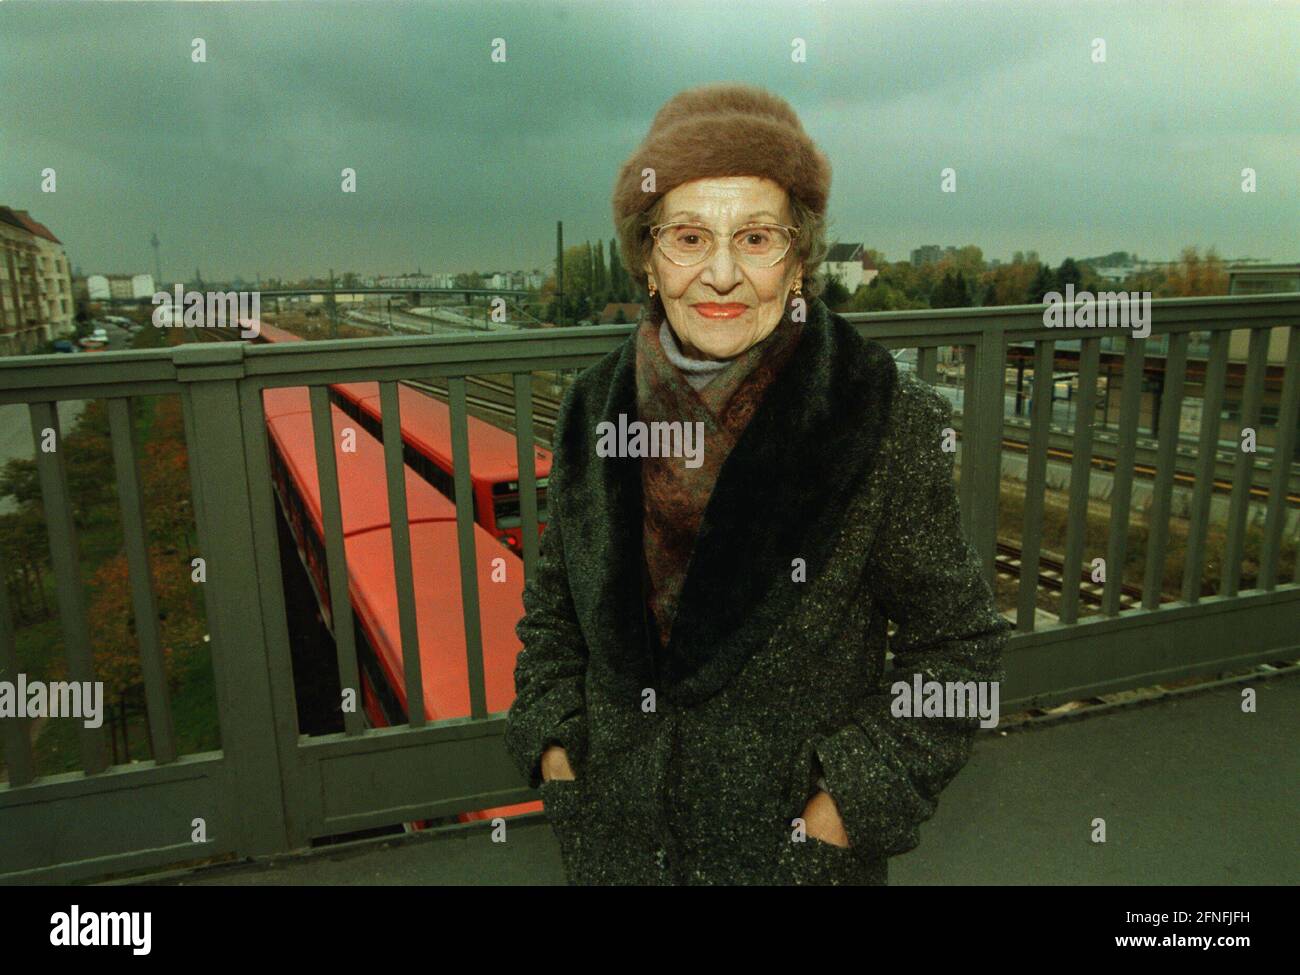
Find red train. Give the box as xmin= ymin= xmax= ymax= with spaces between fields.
xmin=253 ymin=322 xmax=551 ymax=555
xmin=260 ymin=382 xmax=540 ymax=825
xmin=333 ymin=381 xmax=551 ymax=556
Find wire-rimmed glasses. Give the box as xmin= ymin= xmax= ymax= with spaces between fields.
xmin=650 ymin=222 xmax=799 ymax=268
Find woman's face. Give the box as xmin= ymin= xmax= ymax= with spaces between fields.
xmin=644 ymin=176 xmax=802 ymax=361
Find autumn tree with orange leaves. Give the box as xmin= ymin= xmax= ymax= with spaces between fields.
xmin=81 ymin=396 xmax=206 ymax=763
xmin=88 ymin=542 xmax=203 ymax=764
xmin=1157 ymin=246 xmax=1229 ymax=297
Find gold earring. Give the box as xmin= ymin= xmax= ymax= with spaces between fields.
xmin=793 ymin=280 xmax=803 ymax=296
xmin=648 ymin=281 xmax=657 ymax=297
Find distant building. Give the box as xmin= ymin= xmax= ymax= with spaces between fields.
xmin=0 ymin=206 xmax=75 ymax=352
xmin=85 ymin=272 xmax=154 ymax=300
xmin=377 ymin=270 xmax=543 ymax=293
xmin=1095 ymin=265 xmax=1136 ymax=283
xmin=376 ymin=273 xmax=459 ymax=290
xmin=1093 ymin=259 xmax=1174 ymax=284
xmin=87 ymin=274 xmax=111 ymax=300
xmin=1226 ymin=263 xmax=1299 ymax=296
xmin=485 ymin=270 xmax=542 ymax=291
xmin=824 ymin=242 xmax=865 ymax=291
xmin=911 ymin=244 xmax=949 ymax=267
xmin=1223 ymin=264 xmax=1298 ymax=366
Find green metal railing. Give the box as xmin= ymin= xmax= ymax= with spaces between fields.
xmin=0 ymin=293 xmax=1297 ymax=883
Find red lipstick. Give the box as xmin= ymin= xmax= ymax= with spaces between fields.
xmin=691 ymin=303 xmax=748 ymax=319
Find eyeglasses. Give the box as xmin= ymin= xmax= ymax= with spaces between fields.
xmin=650 ymin=222 xmax=799 ymax=269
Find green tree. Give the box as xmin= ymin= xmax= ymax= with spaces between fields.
xmin=608 ymin=238 xmax=626 ymax=300
xmin=952 ymin=245 xmax=985 ymax=280
xmin=876 ymin=261 xmax=923 ymax=303
xmin=593 ymin=240 xmax=608 ymax=298
xmin=0 ymin=457 xmax=40 ymax=509
xmin=1028 ymin=264 xmax=1056 ymax=303
xmin=1055 ymin=257 xmax=1083 ymax=291
xmin=562 ymin=244 xmax=594 ymax=303
xmin=932 ymin=271 xmax=972 ymax=308
xmin=849 ymin=278 xmax=928 ymax=312
xmin=573 ymin=293 xmax=591 ymax=323
xmin=820 ymin=270 xmax=851 ymax=310
xmin=0 ymin=508 xmax=51 ymax=623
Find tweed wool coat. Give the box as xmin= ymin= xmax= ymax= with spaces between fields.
xmin=504 ymin=297 xmax=1011 ymax=885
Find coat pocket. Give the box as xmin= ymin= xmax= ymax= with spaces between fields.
xmin=539 ymin=777 xmax=582 ymax=822
xmin=539 ymin=778 xmax=588 ymax=883
xmin=777 ymin=833 xmax=886 ymax=886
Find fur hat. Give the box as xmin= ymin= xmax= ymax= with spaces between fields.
xmin=611 ymin=84 xmax=831 ymax=285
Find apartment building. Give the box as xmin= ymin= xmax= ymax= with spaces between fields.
xmin=0 ymin=206 xmax=75 ymax=352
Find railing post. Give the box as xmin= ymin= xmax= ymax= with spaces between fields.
xmin=173 ymin=343 xmax=292 ymax=858
xmin=28 ymin=402 xmax=109 ymax=775
xmin=968 ymin=328 xmax=1006 ymax=584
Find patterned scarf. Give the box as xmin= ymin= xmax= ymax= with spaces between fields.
xmin=636 ymin=304 xmax=805 ymax=652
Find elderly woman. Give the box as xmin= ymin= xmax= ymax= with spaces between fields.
xmin=504 ymin=83 xmax=1010 ymax=885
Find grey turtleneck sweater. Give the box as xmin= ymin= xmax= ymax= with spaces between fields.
xmin=658 ymin=320 xmax=734 ymax=390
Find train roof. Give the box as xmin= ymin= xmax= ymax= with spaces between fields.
xmin=267 ymin=404 xmax=457 ymax=536
xmin=261 ymin=385 xmax=313 ymax=420
xmin=338 ymin=382 xmax=552 ymax=483
xmin=255 ymin=322 xmax=305 ymax=344
xmin=346 ymin=520 xmax=525 ymax=719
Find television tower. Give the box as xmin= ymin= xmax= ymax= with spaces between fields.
xmin=150 ymin=231 xmax=162 ymax=288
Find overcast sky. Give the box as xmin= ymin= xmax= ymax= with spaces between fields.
xmin=1 ymin=0 xmax=1295 ymax=282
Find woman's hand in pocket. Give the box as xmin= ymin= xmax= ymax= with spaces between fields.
xmin=541 ymin=745 xmax=575 ymax=782
xmin=800 ymin=790 xmax=850 ymax=848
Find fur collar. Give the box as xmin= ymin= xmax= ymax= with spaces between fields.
xmin=551 ymin=298 xmax=899 ymax=707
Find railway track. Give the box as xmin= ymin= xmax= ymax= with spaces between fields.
xmin=416 ymin=370 xmax=1297 ymax=510
xmin=999 ymin=435 xmax=1300 ymax=508
xmin=405 ymin=376 xmax=560 ymax=447
xmin=995 ymin=539 xmax=1154 ymax=612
